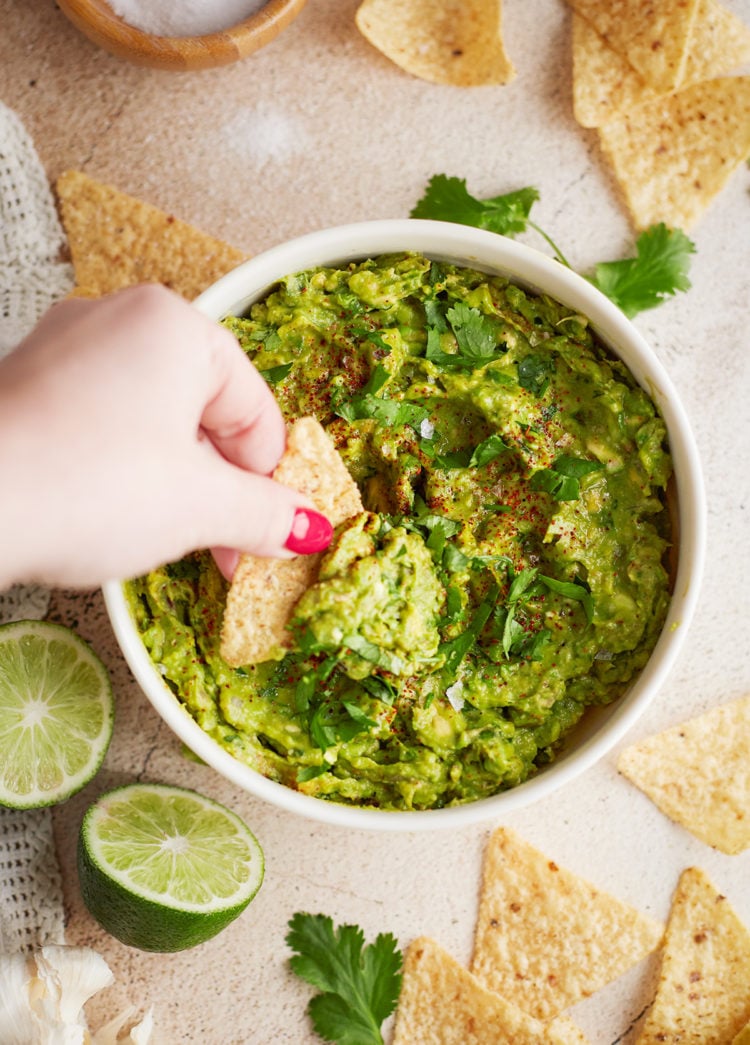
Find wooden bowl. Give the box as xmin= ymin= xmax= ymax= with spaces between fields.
xmin=56 ymin=0 xmax=308 ymax=71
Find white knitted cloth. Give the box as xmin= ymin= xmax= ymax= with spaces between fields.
xmin=0 ymin=101 xmax=74 ymax=953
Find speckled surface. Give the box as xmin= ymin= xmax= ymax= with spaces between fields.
xmin=1 ymin=1 xmax=750 ymax=1041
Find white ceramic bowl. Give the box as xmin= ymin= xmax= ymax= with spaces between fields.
xmin=103 ymin=220 xmax=706 ymax=831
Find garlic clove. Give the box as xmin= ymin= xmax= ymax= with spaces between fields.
xmin=0 ymin=954 xmax=37 ymax=1044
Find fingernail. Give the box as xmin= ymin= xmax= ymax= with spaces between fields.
xmin=285 ymin=508 xmax=333 ymax=554
xmin=211 ymin=547 xmax=239 ymax=581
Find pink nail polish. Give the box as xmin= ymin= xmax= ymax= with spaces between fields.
xmin=285 ymin=508 xmax=333 ymax=554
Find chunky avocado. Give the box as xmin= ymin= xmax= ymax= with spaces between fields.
xmin=126 ymin=253 xmax=672 ymax=811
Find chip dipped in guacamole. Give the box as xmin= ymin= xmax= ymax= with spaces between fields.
xmin=126 ymin=253 xmax=673 ymax=811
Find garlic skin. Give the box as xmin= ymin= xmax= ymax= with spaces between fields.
xmin=91 ymin=1005 xmax=154 ymax=1045
xmin=0 ymin=946 xmax=152 ymax=1044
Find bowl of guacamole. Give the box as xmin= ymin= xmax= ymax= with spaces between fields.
xmin=103 ymin=220 xmax=705 ymax=830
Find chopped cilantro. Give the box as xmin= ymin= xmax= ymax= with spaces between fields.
xmin=529 ymin=455 xmax=604 ymax=501
xmin=297 ymin=764 xmax=328 ymax=783
xmin=343 ymin=634 xmax=404 ymax=675
xmin=341 ymin=700 xmax=379 ymax=728
xmin=500 ymin=567 xmax=539 ymax=657
xmin=334 ymin=389 xmax=429 ymax=430
xmin=517 ymin=353 xmax=554 ymax=397
xmin=440 ymin=583 xmax=500 ymax=676
xmin=165 ymin=558 xmax=201 ymax=582
xmin=423 ymin=297 xmax=505 ymax=370
xmin=361 ymin=675 xmax=398 ymax=706
xmin=350 ymin=326 xmax=393 ymax=352
xmin=259 ymin=361 xmax=294 ymax=385
xmin=446 ymin=302 xmax=499 ymax=361
xmin=469 ymin=432 xmax=508 ymax=468
xmin=539 ymin=574 xmax=594 ymax=623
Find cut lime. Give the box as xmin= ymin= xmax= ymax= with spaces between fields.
xmin=0 ymin=620 xmax=114 ymax=809
xmin=78 ymin=783 xmax=265 ymax=952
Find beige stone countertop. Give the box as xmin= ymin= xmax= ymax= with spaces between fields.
xmin=2 ymin=0 xmax=750 ymax=1041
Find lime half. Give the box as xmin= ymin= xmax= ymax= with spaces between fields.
xmin=78 ymin=783 xmax=265 ymax=952
xmin=0 ymin=620 xmax=114 ymax=808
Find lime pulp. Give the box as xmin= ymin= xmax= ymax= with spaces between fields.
xmin=0 ymin=620 xmax=114 ymax=808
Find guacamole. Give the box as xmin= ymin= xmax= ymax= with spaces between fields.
xmin=127 ymin=253 xmax=673 ymax=810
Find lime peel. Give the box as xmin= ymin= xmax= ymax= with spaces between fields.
xmin=78 ymin=783 xmax=264 ymax=952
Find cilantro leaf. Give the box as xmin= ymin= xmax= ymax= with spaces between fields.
xmin=539 ymin=574 xmax=594 ymax=623
xmin=343 ymin=634 xmax=404 ymax=675
xmin=259 ymin=362 xmax=294 ymax=385
xmin=498 ymin=568 xmax=539 ymax=657
xmin=517 ymin=354 xmax=554 ymax=397
xmin=440 ymin=583 xmax=499 ymax=676
xmin=588 ymin=224 xmax=695 ymax=318
xmin=410 ymin=175 xmax=539 ymax=236
xmin=297 ymin=764 xmax=329 ymax=783
xmin=446 ymin=302 xmax=498 ymax=361
xmin=361 ymin=675 xmax=398 ymax=706
xmin=469 ymin=433 xmax=508 ymax=468
xmin=341 ymin=700 xmax=379 ymax=728
xmin=286 ymin=913 xmax=403 ymax=1045
xmin=529 ymin=455 xmax=604 ymax=501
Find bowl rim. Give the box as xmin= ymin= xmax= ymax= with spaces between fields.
xmin=102 ymin=219 xmax=707 ymax=831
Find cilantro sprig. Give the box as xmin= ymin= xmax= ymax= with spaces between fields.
xmin=287 ymin=913 xmax=403 ymax=1045
xmin=587 ymin=223 xmax=695 ymax=317
xmin=424 ymin=299 xmax=505 ymax=370
xmin=411 ymin=175 xmax=695 ymax=317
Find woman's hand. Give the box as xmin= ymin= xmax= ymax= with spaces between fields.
xmin=0 ymin=284 xmax=331 ymax=589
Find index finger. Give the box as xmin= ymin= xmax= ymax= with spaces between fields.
xmin=201 ymin=322 xmax=287 ymax=476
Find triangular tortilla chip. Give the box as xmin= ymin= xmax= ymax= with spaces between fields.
xmin=355 ymin=0 xmax=516 ymax=86
xmin=565 ymin=0 xmax=701 ymax=91
xmin=56 ymin=170 xmax=246 ymax=300
xmin=392 ymin=937 xmax=589 ymax=1044
xmin=597 ymin=76 xmax=750 ymax=229
xmin=220 ymin=417 xmax=363 ymax=667
xmin=618 ymin=694 xmax=750 ymax=855
xmin=636 ymin=868 xmax=750 ymax=1043
xmin=573 ymin=14 xmax=662 ymax=128
xmin=470 ymin=827 xmax=663 ymax=1020
xmin=572 ymin=1 xmax=750 ymax=127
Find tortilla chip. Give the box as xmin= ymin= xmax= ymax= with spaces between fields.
xmin=220 ymin=417 xmax=363 ymax=667
xmin=565 ymin=0 xmax=700 ymax=91
xmin=683 ymin=0 xmax=750 ymax=83
xmin=618 ymin=694 xmax=750 ymax=855
xmin=470 ymin=827 xmax=663 ymax=1020
xmin=597 ymin=76 xmax=750 ymax=230
xmin=572 ymin=15 xmax=662 ymax=127
xmin=637 ymin=868 xmax=750 ymax=1043
xmin=572 ymin=2 xmax=750 ymax=127
xmin=355 ymin=0 xmax=516 ymax=86
xmin=392 ymin=937 xmax=589 ymax=1044
xmin=734 ymin=1022 xmax=750 ymax=1045
xmin=56 ymin=170 xmax=246 ymax=300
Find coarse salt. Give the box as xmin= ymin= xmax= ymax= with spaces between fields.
xmin=108 ymin=0 xmax=268 ymax=37
xmin=419 ymin=418 xmax=435 ymax=439
xmin=445 ymin=681 xmax=465 ymax=712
